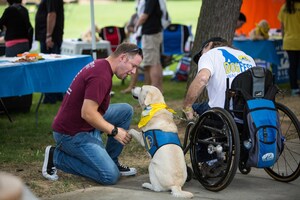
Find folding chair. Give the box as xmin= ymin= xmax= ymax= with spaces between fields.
xmin=99 ymin=26 xmax=126 ymax=52
xmin=0 ymin=98 xmax=13 ymax=122
xmin=161 ymin=24 xmax=193 ymax=78
xmin=162 ymin=24 xmax=192 ymax=56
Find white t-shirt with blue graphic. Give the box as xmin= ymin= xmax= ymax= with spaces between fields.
xmin=198 ymin=46 xmax=256 ymax=108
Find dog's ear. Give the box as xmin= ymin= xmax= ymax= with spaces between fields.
xmin=144 ymin=89 xmax=153 ymax=106
xmin=144 ymin=86 xmax=164 ymax=106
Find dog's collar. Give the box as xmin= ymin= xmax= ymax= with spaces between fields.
xmin=143 ymin=129 xmax=181 ymax=157
xmin=138 ymin=103 xmax=176 ymax=128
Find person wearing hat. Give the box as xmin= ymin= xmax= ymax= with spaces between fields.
xmin=182 ymin=37 xmax=256 ymax=120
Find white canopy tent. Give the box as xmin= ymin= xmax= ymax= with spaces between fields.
xmin=89 ymin=0 xmax=97 ymax=60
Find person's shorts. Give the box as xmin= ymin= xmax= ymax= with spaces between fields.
xmin=141 ymin=32 xmax=162 ymax=66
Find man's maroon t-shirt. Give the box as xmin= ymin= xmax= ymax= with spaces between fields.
xmin=52 ymin=59 xmax=113 ymax=135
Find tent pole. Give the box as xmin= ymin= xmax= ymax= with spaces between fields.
xmin=90 ymin=0 xmax=97 ymax=60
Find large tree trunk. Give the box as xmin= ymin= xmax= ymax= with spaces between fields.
xmin=187 ymin=0 xmax=243 ymax=102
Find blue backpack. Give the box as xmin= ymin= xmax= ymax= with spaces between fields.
xmin=172 ymin=55 xmax=191 ymax=82
xmin=245 ymin=98 xmax=284 ymax=168
xmin=228 ymin=67 xmax=284 ymax=168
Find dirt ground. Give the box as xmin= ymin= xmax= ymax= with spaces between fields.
xmin=1 ymin=95 xmax=299 ymax=199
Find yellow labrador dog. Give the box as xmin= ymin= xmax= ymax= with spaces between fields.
xmin=129 ymin=85 xmax=193 ymax=198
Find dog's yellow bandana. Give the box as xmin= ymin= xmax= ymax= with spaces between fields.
xmin=138 ymin=103 xmax=176 ymax=128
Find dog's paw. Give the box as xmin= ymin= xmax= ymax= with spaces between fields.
xmin=128 ymin=129 xmax=145 ymax=147
xmin=142 ymin=182 xmax=156 ymax=191
xmin=128 ymin=129 xmax=140 ymax=136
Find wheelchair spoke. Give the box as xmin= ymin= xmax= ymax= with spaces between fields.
xmin=189 ymin=108 xmax=240 ymax=191
xmin=264 ymin=102 xmax=300 ymax=182
xmin=202 ymin=125 xmax=225 ymax=134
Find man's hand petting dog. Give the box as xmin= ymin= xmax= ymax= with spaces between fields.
xmin=113 ymin=128 xmax=132 ymax=145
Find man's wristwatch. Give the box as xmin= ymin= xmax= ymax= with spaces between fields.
xmin=109 ymin=126 xmax=118 ymax=137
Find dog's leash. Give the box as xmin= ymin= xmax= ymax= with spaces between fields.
xmin=173 ymin=113 xmax=188 ymax=122
xmin=173 ymin=112 xmax=199 ymax=124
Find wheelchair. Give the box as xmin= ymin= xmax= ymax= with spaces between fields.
xmin=182 ymin=67 xmax=300 ymax=191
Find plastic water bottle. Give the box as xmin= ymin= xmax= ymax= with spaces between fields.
xmin=206 ymin=159 xmax=218 ymax=166
xmin=243 ymin=139 xmax=252 ymax=150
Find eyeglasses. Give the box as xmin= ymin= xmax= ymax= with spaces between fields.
xmin=126 ymin=48 xmax=143 ymax=59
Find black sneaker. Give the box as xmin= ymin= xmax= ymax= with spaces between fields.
xmin=291 ymin=89 xmax=300 ymax=97
xmin=42 ymin=146 xmax=58 ymax=181
xmin=117 ymin=164 xmax=137 ymax=176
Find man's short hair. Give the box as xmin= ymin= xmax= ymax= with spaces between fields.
xmin=113 ymin=42 xmax=143 ymax=59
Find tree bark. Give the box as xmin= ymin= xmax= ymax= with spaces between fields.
xmin=187 ymin=0 xmax=243 ymax=102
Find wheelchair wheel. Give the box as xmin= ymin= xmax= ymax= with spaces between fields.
xmin=190 ymin=108 xmax=240 ymax=191
xmin=264 ymin=102 xmax=300 ymax=182
xmin=186 ymin=165 xmax=193 ymax=182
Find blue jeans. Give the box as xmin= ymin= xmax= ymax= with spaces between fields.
xmin=52 ymin=103 xmax=133 ymax=185
xmin=192 ymin=101 xmax=211 ymax=115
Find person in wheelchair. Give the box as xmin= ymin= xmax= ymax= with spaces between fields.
xmin=181 ymin=37 xmax=257 ymax=180
xmin=182 ymin=37 xmax=256 ymax=120
xmin=181 ymin=37 xmax=300 ymax=189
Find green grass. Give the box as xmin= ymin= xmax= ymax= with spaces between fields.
xmin=0 ymin=0 xmax=193 ymax=166
xmin=0 ymin=1 xmax=201 ymax=38
xmin=0 ymin=1 xmax=193 ymax=196
xmin=58 ymin=0 xmax=200 ymax=38
xmin=0 ymin=75 xmax=186 ymax=163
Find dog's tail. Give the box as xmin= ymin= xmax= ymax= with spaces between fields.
xmin=171 ymin=186 xmax=193 ymax=198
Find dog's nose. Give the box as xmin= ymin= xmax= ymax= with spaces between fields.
xmin=131 ymin=87 xmax=139 ymax=99
xmin=131 ymin=87 xmax=135 ymax=94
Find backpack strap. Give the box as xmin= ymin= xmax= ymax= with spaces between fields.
xmin=250 ymin=67 xmax=265 ymax=98
xmin=249 ymin=67 xmax=279 ymax=100
xmin=264 ymin=85 xmax=279 ymax=100
xmin=239 ymin=88 xmax=253 ymax=101
xmin=227 ymin=67 xmax=279 ymax=109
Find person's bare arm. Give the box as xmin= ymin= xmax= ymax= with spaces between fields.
xmin=183 ymin=68 xmax=211 ymax=119
xmin=81 ymin=99 xmax=132 ymax=145
xmin=47 ymin=12 xmax=56 ymax=37
xmin=134 ymin=13 xmax=148 ymax=32
xmin=46 ymin=12 xmax=56 ymax=49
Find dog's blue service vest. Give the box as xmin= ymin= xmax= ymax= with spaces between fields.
xmin=143 ymin=129 xmax=182 ymax=157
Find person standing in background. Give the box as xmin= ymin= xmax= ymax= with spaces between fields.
xmin=135 ymin=0 xmax=164 ymax=92
xmin=278 ymin=0 xmax=300 ymax=96
xmin=0 ymin=0 xmax=32 ymax=57
xmin=35 ymin=0 xmax=64 ymax=104
xmin=0 ymin=0 xmax=33 ymax=113
xmin=121 ymin=0 xmax=144 ymax=94
xmin=235 ymin=12 xmax=247 ymax=37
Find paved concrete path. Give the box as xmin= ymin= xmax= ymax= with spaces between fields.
xmin=44 ymin=168 xmax=299 ymax=200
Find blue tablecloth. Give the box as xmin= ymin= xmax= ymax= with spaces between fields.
xmin=233 ymin=39 xmax=281 ymax=66
xmin=0 ymin=54 xmax=93 ymax=98
xmin=233 ymin=39 xmax=291 ymax=84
